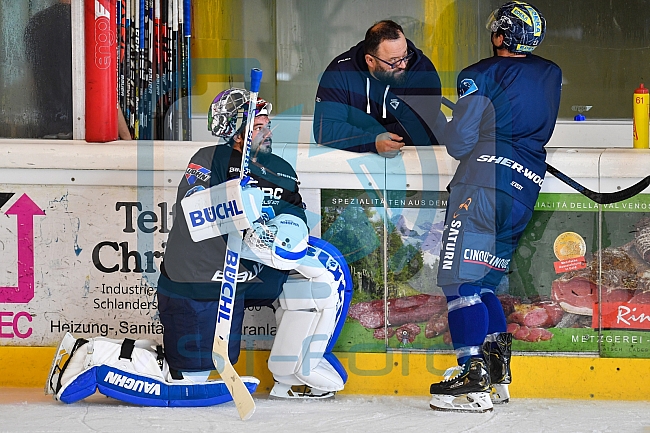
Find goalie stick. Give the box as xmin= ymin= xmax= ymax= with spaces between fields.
xmin=212 ymin=68 xmax=263 ymax=421
xmin=440 ymin=97 xmax=650 ymax=204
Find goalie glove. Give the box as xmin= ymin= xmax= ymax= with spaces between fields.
xmin=241 ymin=214 xmax=309 ymax=270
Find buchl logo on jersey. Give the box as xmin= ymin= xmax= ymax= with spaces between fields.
xmin=94 ymin=0 xmax=114 ymax=70
xmin=0 ymin=193 xmax=45 ymax=340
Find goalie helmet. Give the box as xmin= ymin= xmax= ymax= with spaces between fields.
xmin=486 ymin=1 xmax=546 ymax=54
xmin=208 ymin=88 xmax=272 ymax=139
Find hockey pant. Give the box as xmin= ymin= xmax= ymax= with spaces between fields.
xmin=45 ymin=332 xmax=258 ymax=407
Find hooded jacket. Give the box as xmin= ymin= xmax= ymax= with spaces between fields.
xmin=313 ymin=39 xmax=444 ymax=153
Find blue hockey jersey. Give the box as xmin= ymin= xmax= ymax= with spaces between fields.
xmin=444 ymin=54 xmax=562 ymax=209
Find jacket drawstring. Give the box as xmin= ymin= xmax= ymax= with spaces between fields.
xmin=366 ymin=78 xmax=371 ymax=114
xmin=366 ymin=78 xmax=391 ymax=119
xmin=382 ymin=85 xmax=390 ymax=119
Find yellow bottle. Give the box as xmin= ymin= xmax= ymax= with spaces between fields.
xmin=633 ymin=83 xmax=649 ymax=149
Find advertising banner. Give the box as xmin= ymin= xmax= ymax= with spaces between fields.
xmin=0 ymin=186 xmax=275 ymax=348
xmin=324 ymin=190 xmax=650 ymax=358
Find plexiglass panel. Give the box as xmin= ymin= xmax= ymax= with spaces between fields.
xmin=0 ymin=0 xmax=72 ymax=138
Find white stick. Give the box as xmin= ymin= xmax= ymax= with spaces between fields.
xmin=212 ymin=68 xmax=263 ymax=421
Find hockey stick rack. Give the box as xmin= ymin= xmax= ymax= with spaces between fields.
xmin=440 ymin=97 xmax=650 ymax=204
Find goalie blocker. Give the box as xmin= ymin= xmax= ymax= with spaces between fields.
xmin=45 ymin=229 xmax=353 ymax=406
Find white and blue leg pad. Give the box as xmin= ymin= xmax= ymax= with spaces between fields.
xmin=181 ymin=178 xmax=264 ymax=242
xmin=45 ymin=332 xmax=259 ymax=407
xmin=267 ymin=237 xmax=352 ymax=394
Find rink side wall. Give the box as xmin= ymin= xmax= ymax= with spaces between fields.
xmin=3 ymin=347 xmax=650 ymax=400
xmin=1 ymin=122 xmax=650 ymax=400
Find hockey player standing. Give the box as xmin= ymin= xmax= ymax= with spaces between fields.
xmin=429 ymin=2 xmax=562 ymax=412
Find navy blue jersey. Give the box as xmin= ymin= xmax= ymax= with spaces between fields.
xmin=314 ymin=39 xmax=444 ymax=152
xmin=161 ymin=145 xmax=306 ymax=288
xmin=444 ymin=54 xmax=562 ymax=209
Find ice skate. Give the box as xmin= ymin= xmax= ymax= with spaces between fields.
xmin=429 ymin=358 xmax=493 ymax=413
xmin=270 ymin=382 xmax=336 ymax=399
xmin=484 ymin=333 xmax=512 ymax=404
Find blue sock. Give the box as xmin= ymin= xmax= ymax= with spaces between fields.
xmin=481 ymin=289 xmax=507 ymax=335
xmin=443 ymin=284 xmax=488 ymax=365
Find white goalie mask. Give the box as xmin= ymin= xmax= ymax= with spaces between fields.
xmin=242 ymin=214 xmax=309 ymax=270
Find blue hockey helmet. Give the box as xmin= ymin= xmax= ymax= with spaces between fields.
xmin=208 ymin=88 xmax=272 ymax=139
xmin=486 ymin=1 xmax=546 ymax=54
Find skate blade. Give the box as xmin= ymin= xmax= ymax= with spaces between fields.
xmin=429 ymin=392 xmax=493 ymax=413
xmin=269 ymin=384 xmax=336 ymax=400
xmin=490 ymin=384 xmax=510 ymax=404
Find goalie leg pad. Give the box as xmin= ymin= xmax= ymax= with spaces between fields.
xmin=46 ymin=333 xmax=260 ymax=407
xmin=267 ymin=237 xmax=353 ymax=393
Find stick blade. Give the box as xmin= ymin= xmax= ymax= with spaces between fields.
xmin=594 ymin=176 xmax=650 ymax=205
xmin=212 ymin=338 xmax=256 ymax=420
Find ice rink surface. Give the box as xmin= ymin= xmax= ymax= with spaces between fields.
xmin=1 ymin=388 xmax=649 ymax=433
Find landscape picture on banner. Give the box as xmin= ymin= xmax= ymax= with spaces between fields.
xmin=321 ymin=190 xmax=650 ymax=358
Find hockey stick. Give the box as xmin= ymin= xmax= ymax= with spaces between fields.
xmin=183 ymin=0 xmax=192 ymax=141
xmin=153 ymin=0 xmax=162 ymax=139
xmin=179 ymin=0 xmax=190 ymax=141
xmin=212 ymin=68 xmax=263 ymax=421
xmin=170 ymin=0 xmax=179 ymax=140
xmin=440 ymin=97 xmax=650 ymax=204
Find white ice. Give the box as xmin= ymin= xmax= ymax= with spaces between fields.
xmin=1 ymin=388 xmax=649 ymax=433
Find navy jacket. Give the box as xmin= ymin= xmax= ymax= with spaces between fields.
xmin=313 ymin=39 xmax=444 ymax=153
xmin=444 ymin=54 xmax=562 ymax=209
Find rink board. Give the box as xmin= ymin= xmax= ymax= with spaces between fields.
xmin=1 ymin=142 xmax=650 ymax=398
xmin=2 ymin=346 xmax=650 ymax=401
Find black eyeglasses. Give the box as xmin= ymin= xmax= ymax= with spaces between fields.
xmin=369 ymin=51 xmax=414 ymax=69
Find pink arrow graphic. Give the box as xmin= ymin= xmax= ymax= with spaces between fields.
xmin=0 ymin=194 xmax=46 ymax=303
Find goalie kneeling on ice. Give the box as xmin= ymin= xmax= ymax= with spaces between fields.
xmin=46 ymin=332 xmax=258 ymax=407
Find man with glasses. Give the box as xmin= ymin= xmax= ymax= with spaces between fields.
xmin=314 ymin=20 xmax=445 ymax=158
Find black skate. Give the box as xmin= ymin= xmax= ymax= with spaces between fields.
xmin=429 ymin=358 xmax=493 ymax=413
xmin=483 ymin=332 xmax=512 ymax=404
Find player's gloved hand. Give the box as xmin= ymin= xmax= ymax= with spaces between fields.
xmin=375 ymin=132 xmax=404 ymax=158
